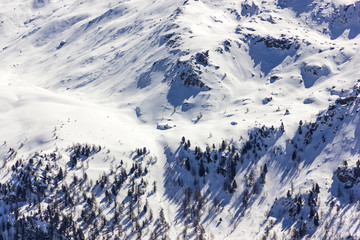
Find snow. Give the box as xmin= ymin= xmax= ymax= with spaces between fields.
xmin=1 ymin=0 xmax=360 ymax=239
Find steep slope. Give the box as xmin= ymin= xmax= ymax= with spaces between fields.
xmin=1 ymin=0 xmax=360 ymax=239
xmin=2 ymin=0 xmax=359 ymax=126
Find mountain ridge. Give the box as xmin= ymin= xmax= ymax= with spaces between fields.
xmin=1 ymin=0 xmax=360 ymax=239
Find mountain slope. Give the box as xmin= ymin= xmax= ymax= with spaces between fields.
xmin=1 ymin=0 xmax=360 ymax=239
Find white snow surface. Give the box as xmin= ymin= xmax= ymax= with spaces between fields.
xmin=1 ymin=0 xmax=360 ymax=239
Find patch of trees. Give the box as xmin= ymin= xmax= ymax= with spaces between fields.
xmin=68 ymin=143 xmax=101 ymax=168
xmin=268 ymin=183 xmax=321 ymax=239
xmin=0 ymin=144 xmax=160 ymax=240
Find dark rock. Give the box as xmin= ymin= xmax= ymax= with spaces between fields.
xmin=335 ymin=96 xmax=356 ymax=105
xmin=262 ymin=97 xmax=273 ymax=104
xmin=270 ymin=75 xmax=280 ymax=83
xmin=195 ymin=51 xmax=209 ymax=66
xmin=344 ymin=181 xmax=353 ymax=189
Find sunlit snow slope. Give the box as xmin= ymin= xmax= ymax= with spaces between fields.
xmin=1 ymin=0 xmax=360 ymax=239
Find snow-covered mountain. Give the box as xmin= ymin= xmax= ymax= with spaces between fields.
xmin=1 ymin=0 xmax=360 ymax=239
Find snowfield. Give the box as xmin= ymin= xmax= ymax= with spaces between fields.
xmin=1 ymin=0 xmax=360 ymax=239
